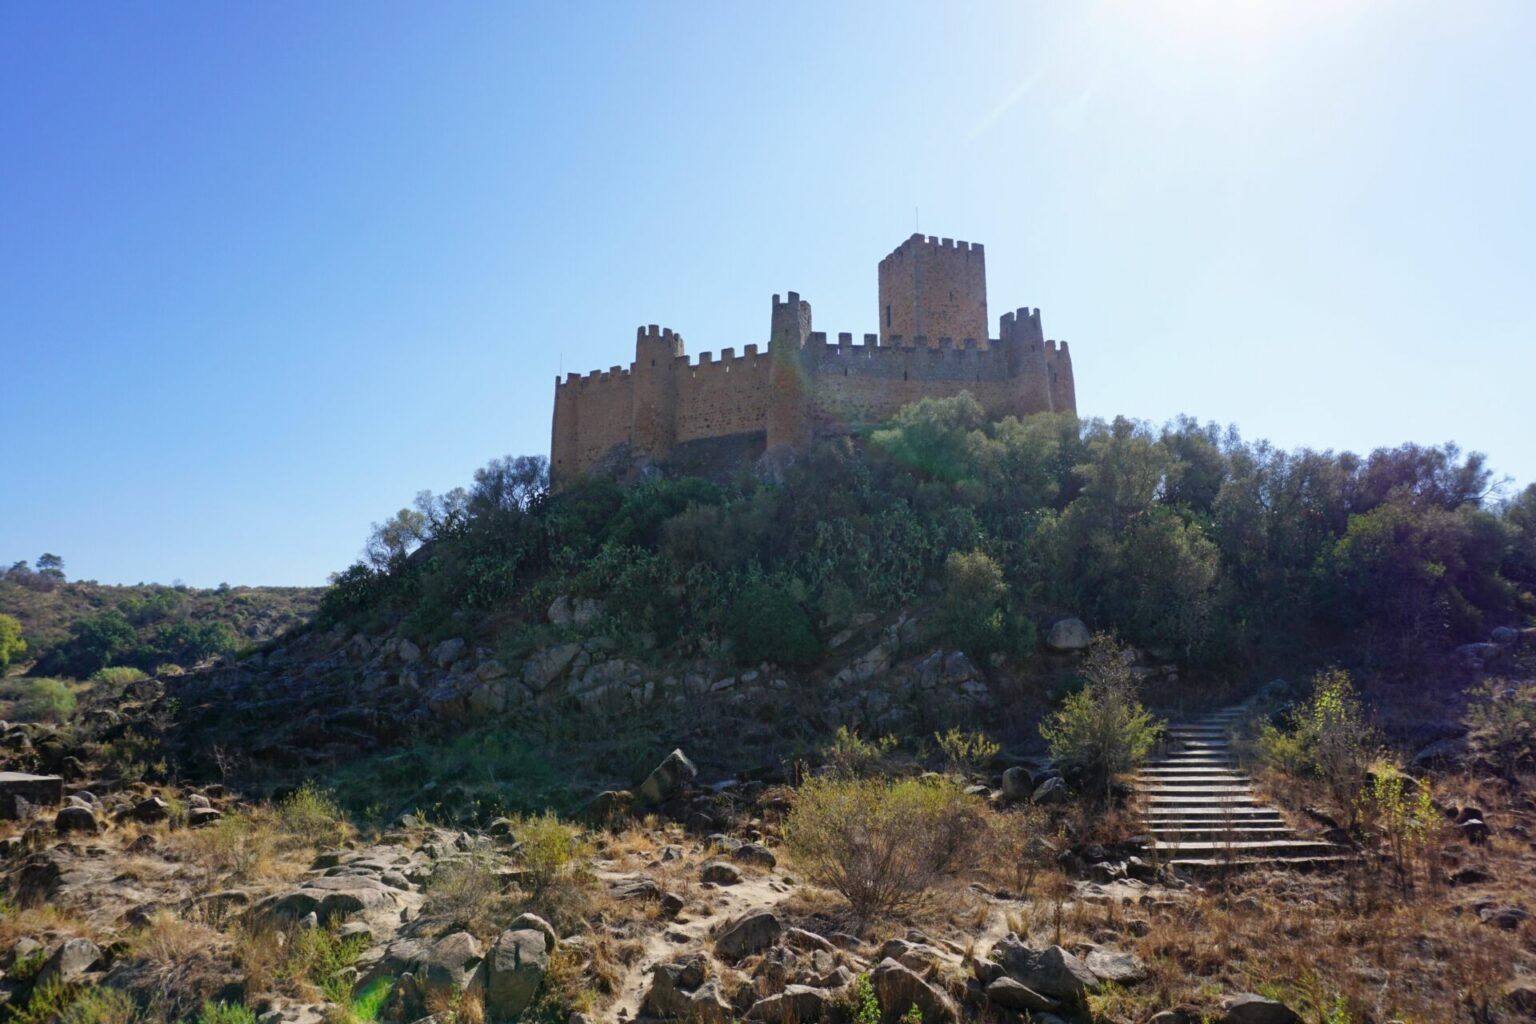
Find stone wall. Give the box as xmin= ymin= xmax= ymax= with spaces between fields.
xmin=877 ymin=234 xmax=988 ymax=345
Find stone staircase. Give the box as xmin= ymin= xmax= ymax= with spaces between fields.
xmin=1137 ymin=706 xmax=1348 ymax=871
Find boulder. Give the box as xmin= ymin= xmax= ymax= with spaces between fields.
xmin=643 ymin=954 xmax=731 ymax=1022
xmin=746 ymin=985 xmax=833 ymax=1021
xmin=700 ymin=860 xmax=742 ymax=885
xmin=485 ymin=928 xmax=548 ymax=1020
xmin=0 ymin=772 xmax=64 ymax=819
xmin=993 ymin=938 xmax=1097 ymax=998
xmin=1085 ymin=948 xmax=1147 ymax=985
xmin=984 ymin=976 xmax=1059 ymax=1012
xmin=55 ymin=805 xmax=99 ymax=835
xmin=871 ymin=957 xmax=958 ymax=1023
xmin=36 ymin=938 xmax=103 ymax=987
xmin=1000 ymin=766 xmax=1032 ymax=803
xmin=432 ymin=638 xmax=468 ymax=668
xmin=1220 ymin=993 xmax=1302 ymax=1024
xmin=508 ymin=913 xmax=558 ymax=952
xmin=715 ymin=911 xmax=781 ymax=960
xmin=523 ymin=643 xmax=582 ymax=692
xmin=1045 ymin=618 xmax=1091 ymax=652
xmin=420 ymin=931 xmax=483 ymax=1000
xmin=730 ymin=842 xmax=777 ymax=868
xmin=1032 ymin=776 xmax=1069 ymax=805
xmin=637 ymin=748 xmax=698 ymax=805
xmin=397 ymin=639 xmax=421 ymax=663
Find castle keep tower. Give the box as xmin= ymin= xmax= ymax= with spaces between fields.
xmin=549 ymin=233 xmax=1078 ymax=483
xmin=877 ymin=234 xmax=988 ymax=345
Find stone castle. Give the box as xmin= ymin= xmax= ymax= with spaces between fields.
xmin=550 ymin=233 xmax=1077 ymax=481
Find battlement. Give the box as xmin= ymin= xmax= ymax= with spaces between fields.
xmin=879 ymin=233 xmax=985 ymax=264
xmin=550 ymin=232 xmax=1078 ymax=483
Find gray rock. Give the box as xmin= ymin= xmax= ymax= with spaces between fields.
xmin=522 ymin=643 xmax=582 ymax=692
xmin=643 ymin=954 xmax=730 ymax=1022
xmin=398 ymin=639 xmax=421 ymax=663
xmin=1085 ymin=948 xmax=1147 ymax=984
xmin=55 ymin=805 xmax=99 ymax=834
xmin=133 ymin=796 xmax=170 ymax=823
xmin=994 ymin=938 xmax=1097 ymax=998
xmin=700 ymin=860 xmax=741 ymax=885
xmin=1221 ymin=993 xmax=1302 ymax=1024
xmin=508 ymin=913 xmax=558 ymax=952
xmin=715 ymin=911 xmax=781 ymax=960
xmin=432 ymin=638 xmax=467 ymax=668
xmin=871 ymin=957 xmax=958 ymax=1023
xmin=1032 ymin=776 xmax=1069 ymax=805
xmin=984 ymin=976 xmax=1059 ymax=1012
xmin=1046 ymin=618 xmax=1091 ymax=652
xmin=1000 ymin=766 xmax=1032 ymax=802
xmin=36 ymin=938 xmax=103 ymax=986
xmin=485 ymin=929 xmax=548 ymax=1020
xmin=746 ymin=985 xmax=833 ymax=1021
xmin=420 ymin=931 xmax=483 ymax=1000
xmin=730 ymin=842 xmax=777 ymax=869
xmin=637 ymin=749 xmax=697 ymax=805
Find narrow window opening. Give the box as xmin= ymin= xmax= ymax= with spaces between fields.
xmin=885 ymin=304 xmax=891 ymax=327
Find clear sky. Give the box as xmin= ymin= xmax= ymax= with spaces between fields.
xmin=3 ymin=1 xmax=1533 ymax=587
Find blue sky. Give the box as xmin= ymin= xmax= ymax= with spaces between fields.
xmin=3 ymin=1 xmax=1533 ymax=586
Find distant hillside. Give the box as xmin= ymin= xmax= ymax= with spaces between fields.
xmin=0 ymin=567 xmax=320 ymax=678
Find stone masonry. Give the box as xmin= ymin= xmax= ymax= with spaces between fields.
xmin=550 ymin=233 xmax=1078 ymax=482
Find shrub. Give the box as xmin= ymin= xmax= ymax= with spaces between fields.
xmin=783 ymin=775 xmax=980 ymax=924
xmin=510 ymin=812 xmax=596 ymax=931
xmin=422 ymin=851 xmax=514 ymax=937
xmin=278 ymin=783 xmax=348 ymax=846
xmin=1259 ymin=668 xmax=1378 ymax=825
xmin=196 ymin=1003 xmax=257 ymax=1024
xmin=89 ymin=666 xmax=149 ymax=685
xmin=1464 ymin=679 xmax=1536 ymax=779
xmin=933 ymin=727 xmax=999 ymax=777
xmin=1364 ymin=760 xmax=1440 ymax=891
xmin=2 ymin=678 xmax=76 ymax=722
xmin=821 ymin=726 xmax=898 ymax=779
xmin=1039 ymin=633 xmax=1163 ymax=801
xmin=725 ymin=579 xmax=820 ymax=666
xmin=0 ymin=613 xmax=25 ymax=672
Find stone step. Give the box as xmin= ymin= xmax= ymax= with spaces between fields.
xmin=1142 ymin=790 xmax=1257 ymax=801
xmin=1149 ymin=839 xmax=1340 ymax=855
xmin=1142 ymin=810 xmax=1284 ymax=822
xmin=1166 ymin=854 xmax=1354 ymax=870
xmin=1136 ymin=773 xmax=1252 ymax=783
xmin=1150 ymin=827 xmax=1296 ymax=841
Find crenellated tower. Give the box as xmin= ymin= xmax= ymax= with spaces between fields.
xmin=765 ymin=291 xmax=813 ymax=452
xmin=877 ymin=234 xmax=988 ymax=346
xmin=631 ymin=324 xmax=685 ymax=457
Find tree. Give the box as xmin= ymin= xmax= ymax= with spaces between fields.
xmin=936 ymin=549 xmax=1011 ymax=661
xmin=1257 ymin=668 xmax=1378 ymax=826
xmin=35 ymin=553 xmax=65 ymax=579
xmin=0 ymin=614 xmax=25 ymax=672
xmin=1040 ymin=633 xmax=1164 ymax=802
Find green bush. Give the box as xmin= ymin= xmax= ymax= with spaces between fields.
xmin=2 ymin=677 xmax=76 ymax=722
xmin=1258 ymin=668 xmax=1378 ymax=825
xmin=278 ymin=783 xmax=348 ymax=846
xmin=783 ymin=775 xmax=980 ymax=924
xmin=725 ymin=579 xmax=819 ymax=665
xmin=1040 ymin=633 xmax=1163 ymax=801
xmin=0 ymin=612 xmax=25 ymax=672
xmin=195 ymin=1003 xmax=257 ymax=1024
xmin=821 ymin=726 xmax=898 ymax=779
xmin=89 ymin=666 xmax=149 ymax=685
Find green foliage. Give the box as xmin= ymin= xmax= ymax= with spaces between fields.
xmin=1040 ymin=633 xmax=1163 ymax=801
xmin=11 ymin=983 xmax=136 ymax=1024
xmin=195 ymin=1002 xmax=257 ymax=1024
xmin=724 ymin=578 xmax=819 ymax=665
xmin=1364 ymin=760 xmax=1439 ymax=891
xmin=315 ymin=400 xmax=1522 ymax=676
xmin=933 ymin=727 xmax=999 ymax=776
xmin=1258 ymin=668 xmax=1378 ymax=825
xmin=900 ymin=1004 xmax=923 ymax=1024
xmin=1464 ymin=679 xmax=1536 ymax=778
xmin=0 ymin=612 xmax=25 ymax=672
xmin=88 ymin=666 xmax=148 ymax=685
xmin=511 ymin=811 xmax=591 ymax=897
xmin=0 ymin=677 xmax=76 ymax=722
xmin=849 ymin=973 xmax=880 ymax=1024
xmin=822 ymin=726 xmax=898 ymax=779
xmin=783 ymin=775 xmax=980 ymax=924
xmin=278 ymin=783 xmax=348 ymax=846
xmin=279 ymin=928 xmax=370 ymax=991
